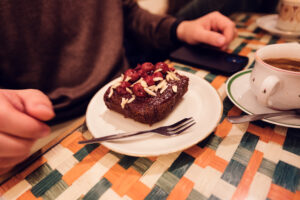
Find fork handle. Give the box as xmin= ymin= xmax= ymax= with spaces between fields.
xmin=78 ymin=130 xmax=149 ymax=144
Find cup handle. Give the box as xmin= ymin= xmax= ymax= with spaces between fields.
xmin=257 ymin=76 xmax=280 ymax=106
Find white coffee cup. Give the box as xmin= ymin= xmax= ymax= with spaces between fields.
xmin=250 ymin=42 xmax=300 ymax=110
xmin=277 ymin=0 xmax=300 ymax=32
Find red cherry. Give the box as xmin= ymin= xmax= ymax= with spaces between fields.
xmin=153 ymin=71 xmax=163 ymax=79
xmin=133 ymin=83 xmax=147 ymax=97
xmin=144 ymin=76 xmax=155 ymax=86
xmin=116 ymin=86 xmax=128 ymax=95
xmin=141 ymin=62 xmax=155 ymax=72
xmin=137 ymin=69 xmax=148 ymax=78
xmin=155 ymin=62 xmax=169 ymax=73
xmin=120 ymin=81 xmax=131 ymax=88
xmin=135 ymin=64 xmax=142 ymax=71
xmin=124 ymin=69 xmax=139 ymax=82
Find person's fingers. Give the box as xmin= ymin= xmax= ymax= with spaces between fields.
xmin=0 ymin=155 xmax=29 ymax=168
xmin=210 ymin=12 xmax=237 ymax=46
xmin=16 ymin=89 xmax=55 ymax=121
xmin=0 ymin=93 xmax=51 ymax=139
xmin=0 ymin=133 xmax=34 ymax=157
xmin=196 ymin=29 xmax=226 ymax=47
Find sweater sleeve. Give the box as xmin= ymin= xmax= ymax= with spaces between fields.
xmin=122 ymin=0 xmax=179 ymax=50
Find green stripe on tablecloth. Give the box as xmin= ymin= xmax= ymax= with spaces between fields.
xmin=239 ymin=132 xmax=259 ymax=152
xmin=232 ymin=42 xmax=247 ymax=55
xmin=73 ymin=143 xmax=100 ymax=161
xmin=209 ymin=195 xmax=222 ymax=200
xmin=206 ymin=135 xmax=223 ymax=151
xmin=31 ymin=170 xmax=62 ymax=197
xmin=156 ymin=171 xmax=179 ymax=194
xmin=168 ymin=152 xmax=194 ymax=178
xmin=83 ymin=178 xmax=111 ymax=200
xmin=41 ymin=179 xmax=68 ymax=200
xmin=187 ymin=189 xmax=207 ymax=200
xmin=204 ymin=73 xmax=216 ymax=83
xmin=273 ymin=161 xmax=300 ymax=192
xmin=145 ymin=185 xmax=168 ymax=200
xmin=132 ymin=157 xmax=153 ymax=174
xmin=283 ymin=128 xmax=300 ymax=156
xmin=221 ymin=159 xmax=246 ymax=187
xmin=118 ymin=156 xmax=138 ymax=169
xmin=268 ymin=36 xmax=280 ymax=44
xmin=232 ymin=146 xmax=253 ymax=166
xmin=174 ymin=65 xmax=197 ymax=74
xmin=258 ymin=158 xmax=276 ymax=179
xmin=26 ymin=163 xmax=52 ymax=186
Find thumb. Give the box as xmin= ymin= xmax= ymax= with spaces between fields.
xmin=16 ymin=89 xmax=55 ymax=121
xmin=197 ymin=30 xmax=226 ymax=47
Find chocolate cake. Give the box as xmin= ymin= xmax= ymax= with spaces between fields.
xmin=103 ymin=62 xmax=189 ymax=124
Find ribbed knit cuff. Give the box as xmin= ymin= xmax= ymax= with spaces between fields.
xmin=170 ymin=18 xmax=184 ymax=46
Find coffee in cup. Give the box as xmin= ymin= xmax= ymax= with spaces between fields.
xmin=277 ymin=0 xmax=300 ymax=32
xmin=250 ymin=43 xmax=300 ymax=110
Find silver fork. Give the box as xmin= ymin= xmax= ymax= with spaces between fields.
xmin=78 ymin=117 xmax=196 ymax=144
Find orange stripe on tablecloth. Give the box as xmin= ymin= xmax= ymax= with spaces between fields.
xmin=104 ymin=164 xmax=126 ymax=184
xmin=111 ymin=167 xmax=141 ymax=197
xmin=60 ymin=131 xmax=86 ymax=153
xmin=294 ymin=191 xmax=300 ymax=200
xmin=231 ymin=150 xmax=264 ymax=200
xmin=227 ymin=106 xmax=243 ymax=117
xmin=267 ymin=183 xmax=295 ymax=200
xmin=0 ymin=157 xmax=47 ymax=195
xmin=237 ymin=28 xmax=252 ymax=33
xmin=247 ymin=40 xmax=265 ymax=45
xmin=270 ymin=133 xmax=286 ymax=146
xmin=184 ymin=145 xmax=204 ymax=158
xmin=126 ymin=180 xmax=151 ymax=200
xmin=276 ymin=39 xmax=286 ymax=44
xmin=194 ymin=147 xmax=215 ymax=168
xmin=62 ymin=145 xmax=109 ymax=185
xmin=210 ymin=75 xmax=227 ymax=90
xmin=247 ymin=124 xmax=273 ymax=143
xmin=167 ymin=177 xmax=194 ymax=200
xmin=147 ymin=157 xmax=157 ymax=162
xmin=17 ymin=189 xmax=42 ymax=200
xmin=239 ymin=47 xmax=252 ymax=57
xmin=209 ymin=155 xmax=228 ymax=173
xmin=215 ymin=118 xmax=232 ymax=138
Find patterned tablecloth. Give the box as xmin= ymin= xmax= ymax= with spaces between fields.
xmin=1 ymin=13 xmax=299 ymax=200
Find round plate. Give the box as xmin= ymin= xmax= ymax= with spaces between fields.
xmin=86 ymin=71 xmax=223 ymax=157
xmin=226 ymin=69 xmax=300 ymax=128
xmin=256 ymin=14 xmax=300 ymax=39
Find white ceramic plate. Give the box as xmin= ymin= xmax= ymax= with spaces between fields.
xmin=256 ymin=14 xmax=300 ymax=39
xmin=226 ymin=69 xmax=300 ymax=128
xmin=86 ymin=71 xmax=223 ymax=157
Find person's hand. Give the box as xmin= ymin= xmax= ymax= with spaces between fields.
xmin=176 ymin=11 xmax=237 ymax=50
xmin=0 ymin=89 xmax=55 ymax=175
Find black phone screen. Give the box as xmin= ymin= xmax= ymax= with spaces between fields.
xmin=169 ymin=45 xmax=249 ymax=76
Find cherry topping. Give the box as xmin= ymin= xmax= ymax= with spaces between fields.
xmin=155 ymin=62 xmax=169 ymax=73
xmin=141 ymin=62 xmax=155 ymax=72
xmin=124 ymin=69 xmax=139 ymax=82
xmin=120 ymin=81 xmax=131 ymax=88
xmin=144 ymin=75 xmax=155 ymax=86
xmin=153 ymin=71 xmax=163 ymax=79
xmin=135 ymin=64 xmax=142 ymax=71
xmin=137 ymin=69 xmax=148 ymax=78
xmin=133 ymin=83 xmax=147 ymax=97
xmin=116 ymin=86 xmax=128 ymax=95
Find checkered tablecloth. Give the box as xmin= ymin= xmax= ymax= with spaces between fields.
xmin=1 ymin=13 xmax=299 ymax=200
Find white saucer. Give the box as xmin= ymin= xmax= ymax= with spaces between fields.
xmin=86 ymin=71 xmax=223 ymax=156
xmin=226 ymin=69 xmax=300 ymax=128
xmin=256 ymin=14 xmax=300 ymax=39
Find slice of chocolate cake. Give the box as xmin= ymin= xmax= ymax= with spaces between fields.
xmin=103 ymin=62 xmax=189 ymax=124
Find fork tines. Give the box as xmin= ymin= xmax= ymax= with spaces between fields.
xmin=168 ymin=117 xmax=196 ymax=135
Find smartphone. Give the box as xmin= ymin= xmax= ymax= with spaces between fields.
xmin=169 ymin=44 xmax=249 ymax=76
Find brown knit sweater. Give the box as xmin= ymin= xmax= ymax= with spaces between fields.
xmin=0 ymin=0 xmax=177 ymax=123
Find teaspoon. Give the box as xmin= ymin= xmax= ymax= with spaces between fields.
xmin=227 ymin=109 xmax=300 ymax=124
